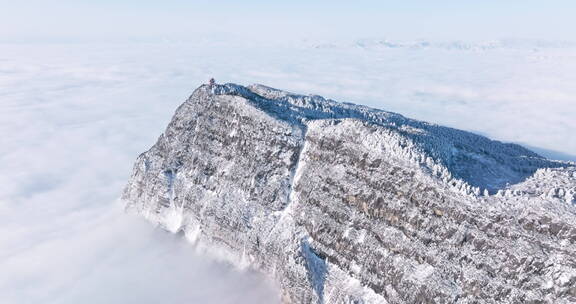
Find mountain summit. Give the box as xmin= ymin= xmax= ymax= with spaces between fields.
xmin=123 ymin=83 xmax=576 ymax=303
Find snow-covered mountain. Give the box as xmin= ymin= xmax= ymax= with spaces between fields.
xmin=311 ymin=38 xmax=576 ymax=51
xmin=122 ymin=83 xmax=576 ymax=303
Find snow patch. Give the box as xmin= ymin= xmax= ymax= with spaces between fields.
xmin=163 ymin=204 xmax=184 ymax=233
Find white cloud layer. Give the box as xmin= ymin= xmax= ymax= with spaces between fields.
xmin=0 ymin=43 xmax=282 ymax=304
xmin=0 ymin=39 xmax=575 ymax=303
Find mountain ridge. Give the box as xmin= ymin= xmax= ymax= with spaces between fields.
xmin=207 ymin=83 xmax=570 ymax=194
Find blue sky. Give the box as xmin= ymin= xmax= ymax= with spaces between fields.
xmin=2 ymin=1 xmax=575 ymax=42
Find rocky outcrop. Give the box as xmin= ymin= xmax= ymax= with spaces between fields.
xmin=122 ymin=83 xmax=576 ymax=303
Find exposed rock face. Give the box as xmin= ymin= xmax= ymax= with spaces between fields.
xmin=122 ymin=83 xmax=576 ymax=303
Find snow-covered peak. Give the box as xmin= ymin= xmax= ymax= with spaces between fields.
xmin=124 ymin=82 xmax=576 ymax=303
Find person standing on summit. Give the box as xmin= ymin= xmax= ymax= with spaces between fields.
xmin=208 ymin=78 xmax=215 ymax=87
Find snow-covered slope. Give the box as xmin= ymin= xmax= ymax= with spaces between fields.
xmin=122 ymin=83 xmax=576 ymax=303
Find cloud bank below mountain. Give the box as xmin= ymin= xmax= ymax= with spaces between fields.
xmin=0 ymin=38 xmax=574 ymax=303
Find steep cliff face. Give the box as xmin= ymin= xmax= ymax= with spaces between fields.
xmin=122 ymin=83 xmax=576 ymax=303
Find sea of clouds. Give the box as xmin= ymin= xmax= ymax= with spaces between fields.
xmin=0 ymin=39 xmax=575 ymax=303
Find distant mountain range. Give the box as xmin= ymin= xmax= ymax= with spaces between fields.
xmin=310 ymin=38 xmax=576 ymax=51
